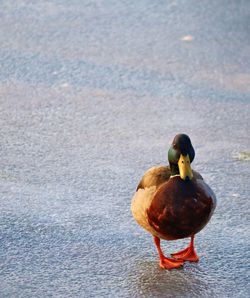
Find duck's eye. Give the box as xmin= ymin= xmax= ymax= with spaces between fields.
xmin=182 ymin=161 xmax=184 ymax=163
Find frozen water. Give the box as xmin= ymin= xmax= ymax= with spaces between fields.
xmin=0 ymin=1 xmax=250 ymax=297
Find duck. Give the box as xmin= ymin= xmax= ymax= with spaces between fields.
xmin=131 ymin=134 xmax=216 ymax=269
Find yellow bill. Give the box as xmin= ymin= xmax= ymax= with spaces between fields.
xmin=178 ymin=154 xmax=193 ymax=180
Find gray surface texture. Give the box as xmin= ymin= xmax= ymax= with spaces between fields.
xmin=0 ymin=0 xmax=250 ymax=297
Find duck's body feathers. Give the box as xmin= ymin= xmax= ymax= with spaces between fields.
xmin=147 ymin=176 xmax=216 ymax=240
xmin=136 ymin=165 xmax=203 ymax=191
xmin=131 ymin=166 xmax=215 ymax=241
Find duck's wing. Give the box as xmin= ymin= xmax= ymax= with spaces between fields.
xmin=132 ymin=166 xmax=170 ymax=238
xmin=136 ymin=166 xmax=171 ymax=191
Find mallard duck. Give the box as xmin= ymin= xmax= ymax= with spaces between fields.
xmin=131 ymin=134 xmax=216 ymax=269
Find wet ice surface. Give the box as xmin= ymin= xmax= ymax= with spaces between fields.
xmin=0 ymin=1 xmax=250 ymax=297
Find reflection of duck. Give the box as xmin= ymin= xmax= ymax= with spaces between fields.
xmin=131 ymin=134 xmax=216 ymax=269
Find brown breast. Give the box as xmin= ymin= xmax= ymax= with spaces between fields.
xmin=147 ymin=176 xmax=216 ymax=240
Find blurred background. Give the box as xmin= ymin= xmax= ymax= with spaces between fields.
xmin=0 ymin=1 xmax=249 ymax=297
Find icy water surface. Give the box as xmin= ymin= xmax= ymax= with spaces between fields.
xmin=0 ymin=1 xmax=250 ymax=297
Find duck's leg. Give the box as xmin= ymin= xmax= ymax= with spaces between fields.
xmin=171 ymin=235 xmax=199 ymax=262
xmin=153 ymin=236 xmax=184 ymax=269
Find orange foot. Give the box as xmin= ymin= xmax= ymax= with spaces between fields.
xmin=153 ymin=236 xmax=184 ymax=270
xmin=171 ymin=246 xmax=199 ymax=262
xmin=159 ymin=257 xmax=184 ymax=270
xmin=171 ymin=236 xmax=199 ymax=262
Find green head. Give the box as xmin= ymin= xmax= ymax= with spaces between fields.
xmin=168 ymin=134 xmax=195 ymax=180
